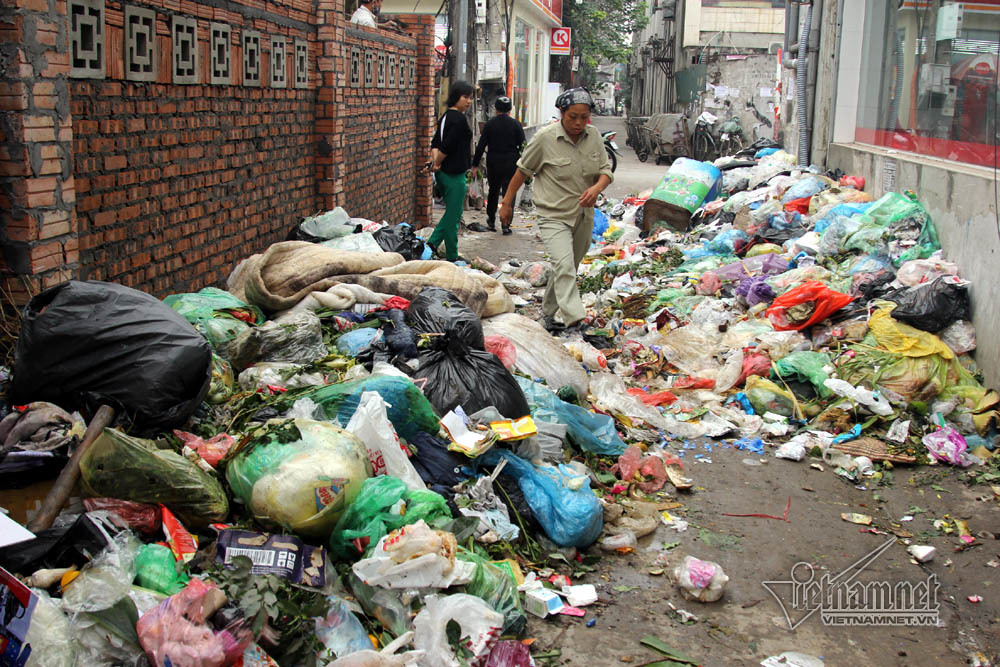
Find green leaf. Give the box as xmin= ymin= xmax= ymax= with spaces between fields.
xmin=639 ymin=636 xmax=699 ymax=665
xmin=85 ymin=597 xmax=140 ymax=647
xmin=613 ymin=585 xmax=637 ymax=592
xmin=931 ymin=484 xmax=950 ymax=493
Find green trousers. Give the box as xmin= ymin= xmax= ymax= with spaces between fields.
xmin=537 ymin=208 xmax=594 ymax=326
xmin=428 ymin=171 xmax=466 ymax=261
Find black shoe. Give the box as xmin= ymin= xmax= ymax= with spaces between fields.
xmin=467 ymin=223 xmax=490 ymax=233
xmin=501 ymin=226 xmax=512 ymax=235
xmin=486 ymin=218 xmax=496 ymax=231
xmin=542 ymin=316 xmax=566 ymax=333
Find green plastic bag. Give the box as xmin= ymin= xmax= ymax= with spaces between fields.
xmin=745 ymin=375 xmax=799 ymax=418
xmin=772 ymin=351 xmax=832 ymax=398
xmin=308 ymin=375 xmax=440 ymax=441
xmin=329 ymin=475 xmax=451 ymax=560
xmin=864 ymin=192 xmax=940 ymax=265
xmin=163 ymin=287 xmax=264 ymax=325
xmin=457 ymin=549 xmax=526 ymax=635
xmin=194 ymin=318 xmax=251 ymax=352
xmin=134 ymin=543 xmax=189 ymax=595
xmin=226 ymin=419 xmax=372 ymax=538
xmin=80 ymin=429 xmax=229 ymax=529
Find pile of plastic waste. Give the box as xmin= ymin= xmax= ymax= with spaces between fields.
xmin=2 ymin=142 xmax=997 ymax=666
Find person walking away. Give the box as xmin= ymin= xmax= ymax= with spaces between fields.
xmin=428 ymin=80 xmax=474 ymax=262
xmin=498 ymin=88 xmax=612 ymax=333
xmin=471 ymin=96 xmax=525 ymax=234
xmin=350 ymin=0 xmax=380 ymax=26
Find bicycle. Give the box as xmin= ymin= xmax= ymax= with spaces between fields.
xmin=691 ymin=111 xmax=718 ymax=162
xmin=717 ymin=115 xmax=746 ymax=157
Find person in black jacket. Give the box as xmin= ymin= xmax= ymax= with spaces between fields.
xmin=427 ymin=80 xmax=474 ymax=262
xmin=471 ymin=96 xmax=525 ymax=234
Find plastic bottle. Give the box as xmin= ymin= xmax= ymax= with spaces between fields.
xmin=316 ymin=595 xmax=374 ymax=660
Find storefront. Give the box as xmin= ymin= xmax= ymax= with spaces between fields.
xmin=510 ymin=0 xmax=562 ymax=129
xmin=849 ymin=0 xmax=999 ymax=168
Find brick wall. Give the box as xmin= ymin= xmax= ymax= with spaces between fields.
xmin=0 ymin=0 xmax=435 ymax=307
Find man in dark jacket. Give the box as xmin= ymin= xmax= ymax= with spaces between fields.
xmin=471 ymin=96 xmax=526 ymax=233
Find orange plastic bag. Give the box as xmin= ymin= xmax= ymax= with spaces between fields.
xmin=765 ymin=281 xmax=853 ymax=331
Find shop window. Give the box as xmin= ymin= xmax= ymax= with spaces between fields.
xmin=855 ymin=0 xmax=999 ymax=168
xmin=513 ymin=18 xmax=531 ymax=124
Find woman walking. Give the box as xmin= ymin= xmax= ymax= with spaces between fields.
xmin=471 ymin=96 xmax=525 ymax=234
xmin=428 ymin=80 xmax=474 ymax=262
xmin=499 ymin=88 xmax=613 ymax=333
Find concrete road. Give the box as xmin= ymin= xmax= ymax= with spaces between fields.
xmin=590 ymin=115 xmax=672 ymax=199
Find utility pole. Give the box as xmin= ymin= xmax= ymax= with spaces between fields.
xmin=455 ymin=0 xmax=469 ymax=81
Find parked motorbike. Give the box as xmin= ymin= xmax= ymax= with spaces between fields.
xmin=602 ymin=130 xmax=621 ymax=173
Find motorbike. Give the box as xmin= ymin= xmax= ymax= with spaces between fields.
xmin=602 ymin=130 xmax=621 ymax=173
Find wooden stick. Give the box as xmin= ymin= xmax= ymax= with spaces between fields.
xmin=27 ymin=404 xmax=115 ymax=533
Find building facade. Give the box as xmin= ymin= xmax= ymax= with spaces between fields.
xmin=792 ymin=0 xmax=1000 ymax=385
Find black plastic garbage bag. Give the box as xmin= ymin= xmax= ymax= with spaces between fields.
xmin=884 ymin=276 xmax=970 ymax=334
xmin=407 ymin=287 xmax=484 ymax=350
xmin=379 ymin=308 xmax=419 ymax=359
xmin=0 ymin=512 xmax=120 ymax=575
xmin=12 ymin=281 xmax=211 ymax=431
xmin=373 ymin=224 xmax=425 ymax=260
xmin=413 ymin=347 xmax=529 ymax=419
xmin=407 ymin=431 xmax=470 ymax=497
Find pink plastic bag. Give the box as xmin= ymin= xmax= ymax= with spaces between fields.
xmin=612 ymin=445 xmax=668 ymax=494
xmin=484 ymin=335 xmax=517 ymax=370
xmin=174 ymin=430 xmax=236 ymax=468
xmin=922 ymin=427 xmax=973 ymax=466
xmin=137 ymin=578 xmax=251 ymax=667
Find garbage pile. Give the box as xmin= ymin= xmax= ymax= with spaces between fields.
xmin=1 ymin=145 xmax=997 ymax=665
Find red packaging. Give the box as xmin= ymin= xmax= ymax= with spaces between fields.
xmin=484 ymin=335 xmax=517 ymax=370
xmin=83 ymin=498 xmax=161 ymax=534
xmin=161 ymin=505 xmax=198 ymax=563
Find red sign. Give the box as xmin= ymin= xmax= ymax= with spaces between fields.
xmin=550 ymin=27 xmax=571 ymax=55
xmin=530 ymin=0 xmax=563 ymax=23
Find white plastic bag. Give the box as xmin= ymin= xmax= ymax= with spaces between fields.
xmin=940 ymin=320 xmax=977 ymax=355
xmin=589 ymin=373 xmax=675 ymax=433
xmin=481 ymin=313 xmax=589 ymax=398
xmin=674 ymin=555 xmax=728 ymax=602
xmin=327 ymin=632 xmax=424 ymax=667
xmin=352 ymin=522 xmax=475 ymax=589
xmin=823 ymin=379 xmax=893 ymax=416
xmin=895 ymin=258 xmax=959 ymax=287
xmin=412 ymin=595 xmax=503 ymax=667
xmin=345 ymin=392 xmax=425 ymax=491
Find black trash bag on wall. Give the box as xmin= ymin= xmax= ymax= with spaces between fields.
xmin=373 ymin=224 xmax=426 ymax=261
xmin=407 ymin=286 xmax=484 ymax=350
xmin=12 ymin=281 xmax=212 ymax=432
xmin=884 ymin=275 xmax=970 ymax=334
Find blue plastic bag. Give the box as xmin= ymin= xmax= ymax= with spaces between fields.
xmin=755 ymin=147 xmax=779 ymax=159
xmin=516 ymin=376 xmax=626 ymax=456
xmin=482 ymin=450 xmax=602 ymax=547
xmin=309 ymin=375 xmax=440 ymax=440
xmin=336 ymin=327 xmax=381 ymax=356
xmin=780 ymin=177 xmax=826 ymax=204
xmin=593 ymin=208 xmax=610 ymax=240
xmin=813 ymin=202 xmax=872 ymax=235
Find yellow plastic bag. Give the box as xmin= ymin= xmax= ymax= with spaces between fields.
xmin=868 ymin=306 xmax=954 ymax=359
